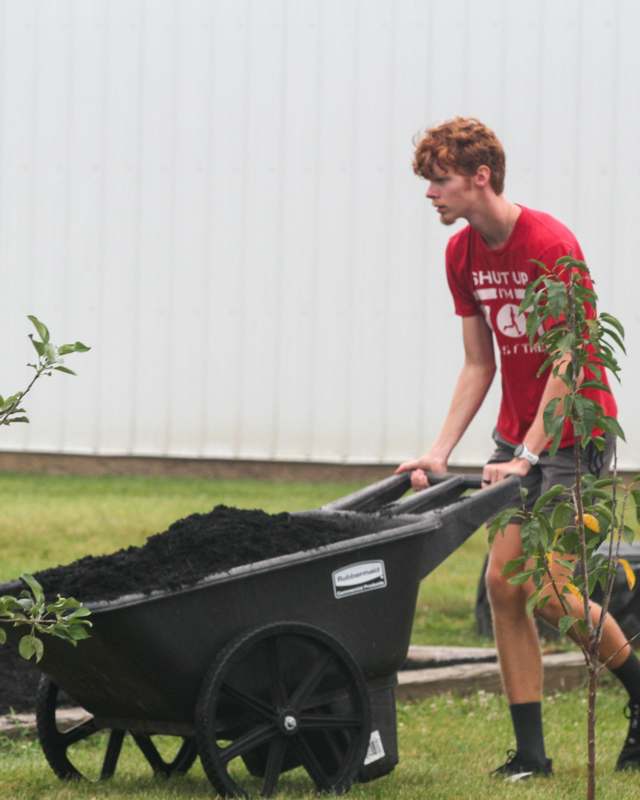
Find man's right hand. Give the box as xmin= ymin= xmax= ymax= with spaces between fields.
xmin=395 ymin=455 xmax=448 ymax=492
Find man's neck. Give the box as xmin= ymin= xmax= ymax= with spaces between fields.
xmin=467 ymin=195 xmax=521 ymax=250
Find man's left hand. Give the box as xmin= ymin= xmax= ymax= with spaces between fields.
xmin=481 ymin=458 xmax=531 ymax=487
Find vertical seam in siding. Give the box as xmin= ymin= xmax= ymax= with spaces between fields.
xmin=0 ymin=0 xmax=6 ymax=293
xmin=344 ymin=0 xmax=361 ymax=462
xmin=307 ymin=0 xmax=323 ymax=460
xmin=165 ymin=0 xmax=180 ymax=456
xmin=59 ymin=0 xmax=75 ymax=453
xmin=270 ymin=0 xmax=287 ymax=460
xmin=233 ymin=0 xmax=252 ymax=458
xmin=94 ymin=0 xmax=110 ymax=454
xmin=379 ymin=0 xmax=397 ymax=463
xmin=533 ymin=0 xmax=545 ymax=205
xmin=24 ymin=2 xmax=41 ymax=452
xmin=200 ymin=0 xmax=217 ymax=458
xmin=572 ymin=0 xmax=583 ymax=230
xmin=129 ymin=0 xmax=147 ymax=455
xmin=461 ymin=0 xmax=470 ymax=110
xmin=608 ymin=0 xmax=620 ymax=302
xmin=418 ymin=0 xmax=434 ymax=453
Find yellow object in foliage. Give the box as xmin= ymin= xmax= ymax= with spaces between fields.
xmin=619 ymin=558 xmax=637 ymax=591
xmin=566 ymin=581 xmax=583 ymax=600
xmin=575 ymin=513 xmax=601 ymax=534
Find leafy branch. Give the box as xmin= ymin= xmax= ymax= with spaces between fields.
xmin=0 ymin=315 xmax=89 ymax=427
xmin=1 ymin=315 xmax=92 ymax=661
xmin=0 ymin=574 xmax=91 ymax=662
xmin=488 ymin=256 xmax=636 ymax=800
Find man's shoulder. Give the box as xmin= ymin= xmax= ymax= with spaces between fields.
xmin=518 ymin=206 xmax=582 ymax=254
xmin=446 ymin=224 xmax=472 ymax=259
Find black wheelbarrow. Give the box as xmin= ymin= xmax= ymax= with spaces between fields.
xmin=0 ymin=472 xmax=518 ymax=797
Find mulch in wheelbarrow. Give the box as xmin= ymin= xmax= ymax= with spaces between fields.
xmin=1 ymin=505 xmax=378 ymax=714
xmin=33 ymin=505 xmax=375 ymax=604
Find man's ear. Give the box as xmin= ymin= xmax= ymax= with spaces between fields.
xmin=474 ymin=165 xmax=491 ymax=188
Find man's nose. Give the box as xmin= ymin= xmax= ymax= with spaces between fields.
xmin=426 ymin=183 xmax=437 ymax=199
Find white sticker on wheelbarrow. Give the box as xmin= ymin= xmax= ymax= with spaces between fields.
xmin=363 ymin=729 xmax=385 ymax=765
xmin=332 ymin=560 xmax=387 ymax=599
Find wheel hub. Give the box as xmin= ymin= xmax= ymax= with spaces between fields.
xmin=280 ymin=713 xmax=298 ymax=735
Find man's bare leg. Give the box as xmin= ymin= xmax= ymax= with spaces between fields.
xmin=486 ymin=522 xmax=542 ymax=702
xmin=536 ymin=576 xmax=630 ymax=669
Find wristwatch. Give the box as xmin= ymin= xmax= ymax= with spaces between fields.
xmin=514 ymin=443 xmax=539 ymax=466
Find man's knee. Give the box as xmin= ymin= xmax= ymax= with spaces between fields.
xmin=485 ymin=560 xmax=526 ymax=610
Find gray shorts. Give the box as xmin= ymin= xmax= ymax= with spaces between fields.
xmin=486 ymin=430 xmax=614 ymax=512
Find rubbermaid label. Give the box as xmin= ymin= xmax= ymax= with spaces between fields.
xmin=332 ymin=560 xmax=387 ymax=599
xmin=363 ymin=729 xmax=385 ymax=765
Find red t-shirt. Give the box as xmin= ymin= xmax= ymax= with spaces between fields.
xmin=445 ymin=206 xmax=617 ymax=447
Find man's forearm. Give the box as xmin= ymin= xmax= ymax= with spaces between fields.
xmin=523 ymin=356 xmax=580 ymax=455
xmin=429 ymin=362 xmax=496 ymax=461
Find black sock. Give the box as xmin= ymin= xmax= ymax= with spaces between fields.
xmin=611 ymin=651 xmax=640 ymax=705
xmin=509 ymin=702 xmax=547 ymax=763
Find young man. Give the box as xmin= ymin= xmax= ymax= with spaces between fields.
xmin=397 ymin=117 xmax=640 ymax=780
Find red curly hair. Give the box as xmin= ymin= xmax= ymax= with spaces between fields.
xmin=413 ymin=117 xmax=505 ymax=195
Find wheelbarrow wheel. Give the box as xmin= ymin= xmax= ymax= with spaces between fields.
xmin=195 ymin=621 xmax=370 ymax=798
xmin=35 ymin=676 xmax=198 ymax=780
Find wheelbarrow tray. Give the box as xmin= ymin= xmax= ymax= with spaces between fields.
xmin=1 ymin=475 xmax=518 ymax=733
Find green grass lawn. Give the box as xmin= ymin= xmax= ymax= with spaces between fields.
xmin=1 ymin=686 xmax=637 ymax=799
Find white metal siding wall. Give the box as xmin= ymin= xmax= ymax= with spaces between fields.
xmin=0 ymin=0 xmax=638 ymax=468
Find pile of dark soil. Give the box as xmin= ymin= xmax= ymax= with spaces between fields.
xmin=33 ymin=505 xmax=375 ymax=604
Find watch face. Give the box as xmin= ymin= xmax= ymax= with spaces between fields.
xmin=514 ymin=445 xmax=524 ymax=458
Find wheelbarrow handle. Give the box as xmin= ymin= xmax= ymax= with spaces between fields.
xmin=322 ymin=470 xmax=486 ymax=513
xmin=422 ymin=471 xmax=484 ymax=489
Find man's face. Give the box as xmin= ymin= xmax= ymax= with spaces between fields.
xmin=424 ymin=165 xmax=475 ymax=226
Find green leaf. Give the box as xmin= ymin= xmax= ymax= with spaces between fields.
xmin=551 ymin=502 xmax=574 ymax=530
xmin=0 ymin=596 xmax=23 ymax=614
xmin=558 ymin=615 xmax=577 ymax=636
xmin=17 ymin=597 xmax=34 ymax=612
xmin=27 ymin=315 xmax=50 ymax=343
xmin=0 ymin=627 xmax=6 ymax=645
xmin=502 ymin=557 xmax=527 ymax=575
xmin=525 ymin=588 xmax=542 ymax=616
xmin=54 ymin=366 xmax=76 ymax=376
xmin=548 ymin=425 xmax=564 ymax=457
xmin=67 ymin=623 xmax=91 ymax=641
xmin=555 ymin=558 xmax=577 ymax=571
xmin=533 ymin=484 xmax=566 ymax=514
xmin=18 ymin=634 xmax=44 ymax=662
xmin=631 ymin=490 xmax=640 ymax=525
xmin=508 ymin=569 xmax=536 ymax=586
xmin=591 ymin=477 xmax=619 ymax=489
xmin=20 ymin=574 xmax=45 ymax=606
xmin=29 ymin=336 xmax=45 ymax=357
xmin=574 ymin=618 xmax=589 ymax=637
xmin=580 ymin=379 xmax=610 ymax=392
xmin=600 ymin=312 xmax=625 ymax=339
xmin=600 ymin=415 xmax=626 ymax=441
xmin=601 ymin=325 xmax=626 ymax=354
xmin=47 ymin=596 xmax=80 ymax=614
xmin=58 ymin=341 xmax=90 ymax=354
xmin=65 ymin=606 xmax=92 ymax=619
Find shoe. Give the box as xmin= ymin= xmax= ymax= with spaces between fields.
xmin=491 ymin=750 xmax=553 ymax=782
xmin=616 ymin=701 xmax=640 ymax=771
